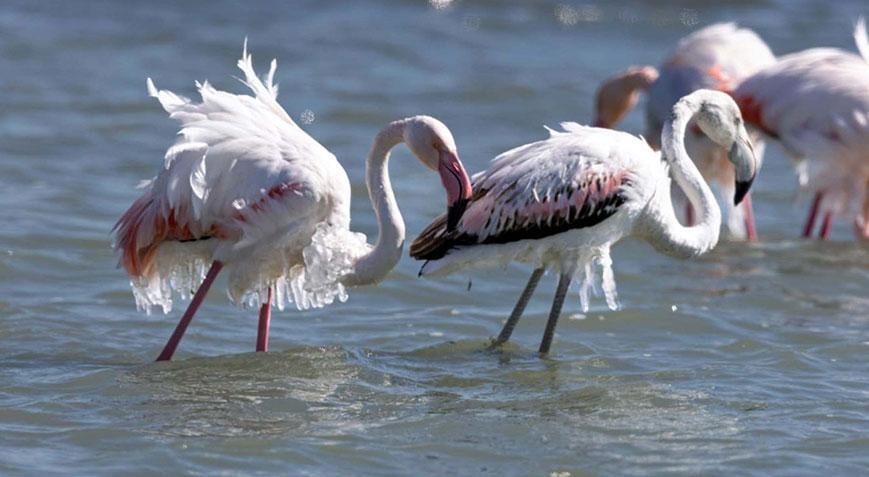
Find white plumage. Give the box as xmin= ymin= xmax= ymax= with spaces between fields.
xmin=114 ymin=43 xmax=472 ymax=360
xmin=734 ymin=17 xmax=869 ymax=239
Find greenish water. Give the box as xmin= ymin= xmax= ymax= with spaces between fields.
xmin=1 ymin=0 xmax=868 ymax=475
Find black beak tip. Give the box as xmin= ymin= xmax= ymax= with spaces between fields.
xmin=734 ymin=178 xmax=754 ymax=206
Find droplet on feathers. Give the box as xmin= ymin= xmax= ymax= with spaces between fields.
xmin=680 ymin=8 xmax=699 ymax=27
xmin=299 ymin=109 xmax=315 ymax=124
xmin=463 ymin=15 xmax=481 ymax=31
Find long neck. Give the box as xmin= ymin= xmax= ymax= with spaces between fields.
xmin=343 ymin=120 xmax=407 ymax=286
xmin=642 ymin=102 xmax=721 ymax=258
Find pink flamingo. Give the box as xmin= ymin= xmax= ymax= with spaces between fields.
xmin=595 ymin=23 xmax=775 ymax=240
xmin=411 ymin=90 xmax=757 ymax=353
xmin=114 ymin=44 xmax=472 ymax=361
xmin=734 ymin=18 xmax=869 ymax=240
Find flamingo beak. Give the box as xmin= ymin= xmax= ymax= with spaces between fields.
xmin=437 ymin=149 xmax=472 ymax=231
xmin=729 ymin=128 xmax=757 ymax=206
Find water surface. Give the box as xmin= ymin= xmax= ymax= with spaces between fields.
xmin=1 ymin=0 xmax=868 ymax=475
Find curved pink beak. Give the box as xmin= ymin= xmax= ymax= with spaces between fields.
xmin=437 ymin=149 xmax=472 ymax=231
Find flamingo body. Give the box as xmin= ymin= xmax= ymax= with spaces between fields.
xmin=115 ymin=50 xmax=359 ymax=315
xmin=413 ymin=125 xmax=663 ymax=310
xmin=114 ymin=44 xmax=472 ymax=360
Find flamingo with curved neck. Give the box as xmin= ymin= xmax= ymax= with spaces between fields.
xmin=411 ymin=89 xmax=757 ymax=353
xmin=113 ymin=45 xmax=471 ymax=361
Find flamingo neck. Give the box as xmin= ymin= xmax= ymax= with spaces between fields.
xmin=643 ymin=100 xmax=721 ymax=258
xmin=343 ymin=120 xmax=407 ymax=286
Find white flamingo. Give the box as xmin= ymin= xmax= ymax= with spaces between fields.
xmin=595 ymin=23 xmax=775 ymax=240
xmin=411 ymin=90 xmax=757 ymax=353
xmin=734 ymin=18 xmax=869 ymax=240
xmin=113 ymin=44 xmax=472 ymax=361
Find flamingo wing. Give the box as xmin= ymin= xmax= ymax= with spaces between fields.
xmin=411 ymin=124 xmax=640 ymax=261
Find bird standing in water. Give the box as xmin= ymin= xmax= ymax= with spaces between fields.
xmin=114 ymin=44 xmax=472 ymax=361
xmin=411 ymin=90 xmax=757 ymax=353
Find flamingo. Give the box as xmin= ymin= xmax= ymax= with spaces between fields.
xmin=734 ymin=18 xmax=869 ymax=240
xmin=410 ymin=90 xmax=757 ymax=353
xmin=113 ymin=44 xmax=472 ymax=361
xmin=595 ymin=23 xmax=775 ymax=240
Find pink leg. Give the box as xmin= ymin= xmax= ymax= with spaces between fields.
xmin=156 ymin=261 xmax=224 ymax=361
xmin=818 ymin=212 xmax=833 ymax=240
xmin=685 ymin=202 xmax=695 ymax=227
xmin=742 ymin=192 xmax=757 ymax=241
xmin=802 ymin=193 xmax=822 ymax=238
xmin=855 ymin=193 xmax=869 ymax=240
xmin=256 ymin=287 xmax=271 ymax=352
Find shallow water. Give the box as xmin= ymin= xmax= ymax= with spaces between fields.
xmin=2 ymin=0 xmax=869 ymax=475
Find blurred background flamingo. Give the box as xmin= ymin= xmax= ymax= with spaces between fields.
xmin=595 ymin=23 xmax=775 ymax=240
xmin=734 ymin=18 xmax=869 ymax=240
xmin=114 ymin=44 xmax=472 ymax=361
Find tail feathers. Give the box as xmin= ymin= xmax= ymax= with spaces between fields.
xmin=409 ymin=214 xmax=452 ymax=260
xmin=113 ymin=195 xmax=206 ymax=277
xmin=113 ymin=195 xmax=161 ymax=277
xmin=856 ymin=16 xmax=869 ymax=62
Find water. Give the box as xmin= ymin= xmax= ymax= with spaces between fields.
xmin=2 ymin=0 xmax=868 ymax=474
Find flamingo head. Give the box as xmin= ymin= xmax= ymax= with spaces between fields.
xmin=689 ymin=90 xmax=758 ymax=205
xmin=593 ymin=66 xmax=658 ymax=128
xmin=403 ymin=116 xmax=473 ymax=230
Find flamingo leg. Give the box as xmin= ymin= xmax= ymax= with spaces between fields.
xmin=256 ymin=287 xmax=272 ymax=352
xmin=818 ymin=212 xmax=834 ymax=240
xmin=802 ymin=193 xmax=823 ymax=238
xmin=491 ymin=268 xmax=545 ymax=347
xmin=539 ymin=273 xmax=572 ymax=354
xmin=855 ymin=190 xmax=869 ymax=240
xmin=155 ymin=260 xmax=224 ymax=362
xmin=742 ymin=192 xmax=757 ymax=241
xmin=685 ymin=202 xmax=695 ymax=227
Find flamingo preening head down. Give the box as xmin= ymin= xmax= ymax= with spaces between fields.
xmin=411 ymin=89 xmax=757 ymax=353
xmin=113 ymin=44 xmax=472 ymax=361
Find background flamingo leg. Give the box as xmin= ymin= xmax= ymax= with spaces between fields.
xmin=539 ymin=273 xmax=571 ymax=354
xmin=256 ymin=287 xmax=272 ymax=352
xmin=818 ymin=212 xmax=833 ymax=240
xmin=742 ymin=192 xmax=757 ymax=240
xmin=156 ymin=261 xmax=224 ymax=361
xmin=802 ymin=193 xmax=823 ymax=237
xmin=685 ymin=202 xmax=695 ymax=227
